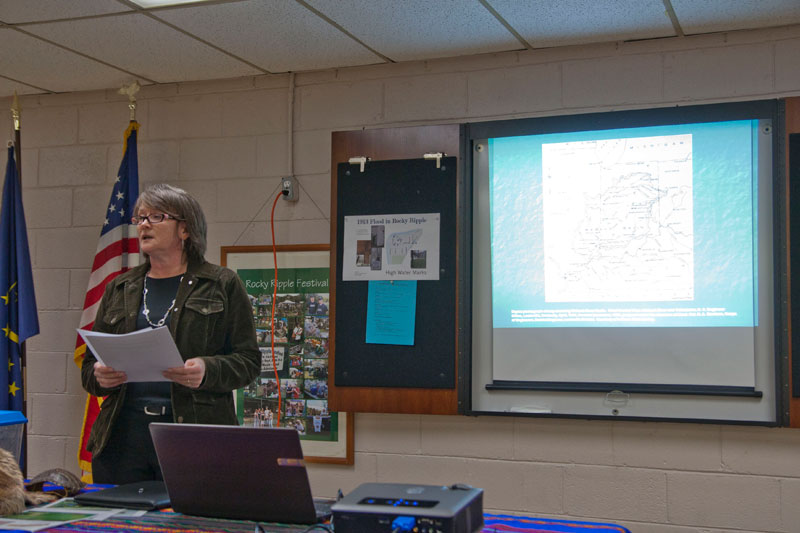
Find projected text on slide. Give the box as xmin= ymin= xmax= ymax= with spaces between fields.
xmin=542 ymin=134 xmax=694 ymax=302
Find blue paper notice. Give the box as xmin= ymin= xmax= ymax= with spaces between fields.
xmin=366 ymin=280 xmax=417 ymax=345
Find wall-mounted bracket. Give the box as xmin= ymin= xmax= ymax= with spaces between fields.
xmin=349 ymin=156 xmax=369 ymax=172
xmin=423 ymin=152 xmax=446 ymax=169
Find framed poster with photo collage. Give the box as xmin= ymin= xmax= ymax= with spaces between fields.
xmin=221 ymin=244 xmax=353 ymax=464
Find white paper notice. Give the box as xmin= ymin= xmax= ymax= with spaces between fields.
xmin=77 ymin=327 xmax=185 ymax=382
xmin=342 ymin=212 xmax=440 ymax=281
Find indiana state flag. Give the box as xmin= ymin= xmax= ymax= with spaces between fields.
xmin=1 ymin=145 xmax=39 ymax=411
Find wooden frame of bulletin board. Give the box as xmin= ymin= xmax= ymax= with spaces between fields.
xmin=328 ymin=124 xmax=463 ymax=415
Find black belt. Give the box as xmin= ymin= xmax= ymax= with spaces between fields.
xmin=124 ymin=399 xmax=172 ymax=417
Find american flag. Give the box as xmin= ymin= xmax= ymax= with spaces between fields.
xmin=73 ymin=121 xmax=140 ymax=479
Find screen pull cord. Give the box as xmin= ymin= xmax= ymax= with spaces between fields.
xmin=270 ymin=191 xmax=284 ymax=426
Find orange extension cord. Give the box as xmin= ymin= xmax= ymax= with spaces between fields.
xmin=269 ymin=191 xmax=283 ymax=426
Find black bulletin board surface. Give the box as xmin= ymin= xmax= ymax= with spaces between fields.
xmin=790 ymin=133 xmax=800 ymax=398
xmin=334 ymin=157 xmax=457 ymax=388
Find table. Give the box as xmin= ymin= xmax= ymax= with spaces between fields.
xmin=33 ymin=484 xmax=630 ymax=533
xmin=38 ymin=511 xmax=630 ymax=533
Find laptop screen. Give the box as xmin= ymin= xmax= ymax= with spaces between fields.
xmin=149 ymin=423 xmax=320 ymax=524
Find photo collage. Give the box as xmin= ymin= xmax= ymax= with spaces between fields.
xmin=236 ymin=267 xmax=337 ymax=442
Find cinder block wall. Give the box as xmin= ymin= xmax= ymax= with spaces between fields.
xmin=2 ymin=24 xmax=800 ymax=533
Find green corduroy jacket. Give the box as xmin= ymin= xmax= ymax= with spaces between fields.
xmin=80 ymin=258 xmax=260 ymax=457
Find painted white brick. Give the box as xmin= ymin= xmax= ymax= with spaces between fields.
xmin=664 ymin=43 xmax=774 ymax=100
xmin=722 ymin=426 xmax=800 ymax=478
xmin=376 ymin=454 xmax=470 ymax=486
xmin=27 ymin=436 xmax=70 ymax=476
xmin=60 ymin=363 xmax=82 ymax=398
xmin=385 ymin=73 xmax=468 ymax=122
xmin=167 ymin=180 xmax=219 ymax=225
xmin=26 ymin=351 xmax=68 ymax=393
xmin=255 ymin=73 xmax=291 ymax=90
xmin=781 ymin=478 xmax=800 ymax=532
xmin=256 ymin=133 xmax=289 ymax=178
xmin=214 ymin=177 xmax=282 ymax=223
xmin=293 ymin=129 xmax=331 ymax=176
xmin=78 ymin=101 xmax=145 ymax=145
xmin=178 ymin=76 xmax=255 ymax=96
xmin=467 ymin=459 xmax=564 ymax=514
xmin=612 ymin=421 xmax=722 ymax=471
xmin=298 ymin=80 xmax=383 ymax=130
xmin=32 ymin=268 xmax=70 ymax=309
xmin=28 ymin=392 xmax=85 ymax=437
xmin=38 ymin=145 xmax=108 ymax=187
xmin=139 ymin=83 xmax=179 ymax=100
xmin=179 ymin=137 xmax=257 ymax=180
xmin=564 ymin=465 xmax=667 ymax=522
xmin=355 ymin=413 xmax=421 ymax=454
xmin=64 ymin=436 xmax=82 ymax=472
xmin=295 ymin=173 xmax=331 ymax=220
xmin=138 ymin=140 xmax=180 ymax=183
xmin=307 ymin=453 xmax=377 ymax=499
xmin=35 ymin=89 xmax=107 ymax=108
xmin=21 ymin=148 xmax=39 ymax=188
xmin=34 ymin=227 xmax=99 ymax=269
xmin=667 ymin=472 xmax=781 ymax=531
xmin=26 ymin=309 xmax=82 ymax=353
xmin=23 ymin=187 xmax=73 ymax=228
xmin=563 ymin=53 xmax=663 ymax=108
xmin=208 ymin=219 xmax=330 ymax=256
xmin=147 ymin=94 xmax=223 ymax=139
xmin=515 ymin=418 xmax=614 ymax=465
xmin=468 ymin=63 xmax=562 ymax=118
xmin=72 ymin=185 xmax=116 ymax=228
xmin=223 ymin=88 xmax=288 ymax=136
xmin=21 ymin=106 xmax=78 ymax=147
xmin=69 ymin=269 xmax=91 ymax=309
xmin=776 ymin=38 xmax=800 ymax=93
xmin=334 ymin=60 xmax=428 ymax=83
xmin=421 ymin=414 xmax=514 ymax=459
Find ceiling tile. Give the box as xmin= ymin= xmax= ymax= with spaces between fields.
xmin=0 ymin=28 xmax=135 ymax=94
xmin=0 ymin=0 xmax=131 ymax=24
xmin=0 ymin=76 xmax=43 ymax=97
xmin=490 ymin=0 xmax=675 ymax=48
xmin=24 ymin=13 xmax=264 ymax=84
xmin=153 ymin=0 xmax=384 ymax=73
xmin=671 ymin=0 xmax=800 ymax=35
xmin=306 ymin=0 xmax=522 ymax=62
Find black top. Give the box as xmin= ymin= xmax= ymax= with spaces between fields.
xmin=124 ymin=274 xmax=183 ymax=408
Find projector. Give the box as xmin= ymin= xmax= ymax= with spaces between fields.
xmin=331 ymin=482 xmax=483 ymax=533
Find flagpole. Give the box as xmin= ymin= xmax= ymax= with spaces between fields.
xmin=10 ymin=92 xmax=27 ymax=476
xmin=11 ymin=93 xmax=20 ymax=185
xmin=75 ymin=81 xmax=141 ymax=481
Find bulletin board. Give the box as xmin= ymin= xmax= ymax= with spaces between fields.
xmin=333 ymin=157 xmax=457 ymax=389
xmin=328 ymin=124 xmax=462 ymax=416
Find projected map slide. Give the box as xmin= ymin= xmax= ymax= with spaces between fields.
xmin=490 ymin=120 xmax=757 ymax=329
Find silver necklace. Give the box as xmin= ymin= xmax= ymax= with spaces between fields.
xmin=142 ymin=275 xmax=183 ymax=328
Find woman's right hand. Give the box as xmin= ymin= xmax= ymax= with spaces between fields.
xmin=93 ymin=361 xmax=127 ymax=388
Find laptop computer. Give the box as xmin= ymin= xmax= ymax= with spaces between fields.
xmin=149 ymin=423 xmax=332 ymax=524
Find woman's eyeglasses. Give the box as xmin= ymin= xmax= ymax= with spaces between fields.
xmin=131 ymin=213 xmax=181 ymax=225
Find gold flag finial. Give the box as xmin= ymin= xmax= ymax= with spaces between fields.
xmin=11 ymin=92 xmax=20 ymax=131
xmin=118 ymin=81 xmax=141 ymax=121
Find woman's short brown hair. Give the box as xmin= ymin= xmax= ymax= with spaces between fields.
xmin=134 ymin=183 xmax=207 ymax=263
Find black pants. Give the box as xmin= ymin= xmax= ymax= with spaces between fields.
xmin=92 ymin=406 xmax=172 ymax=485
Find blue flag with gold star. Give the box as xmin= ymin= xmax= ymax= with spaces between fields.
xmin=1 ymin=145 xmax=39 ymax=411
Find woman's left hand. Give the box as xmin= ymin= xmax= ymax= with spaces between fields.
xmin=163 ymin=357 xmax=206 ymax=389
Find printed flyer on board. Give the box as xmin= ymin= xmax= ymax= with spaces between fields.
xmin=342 ymin=212 xmax=440 ymax=281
